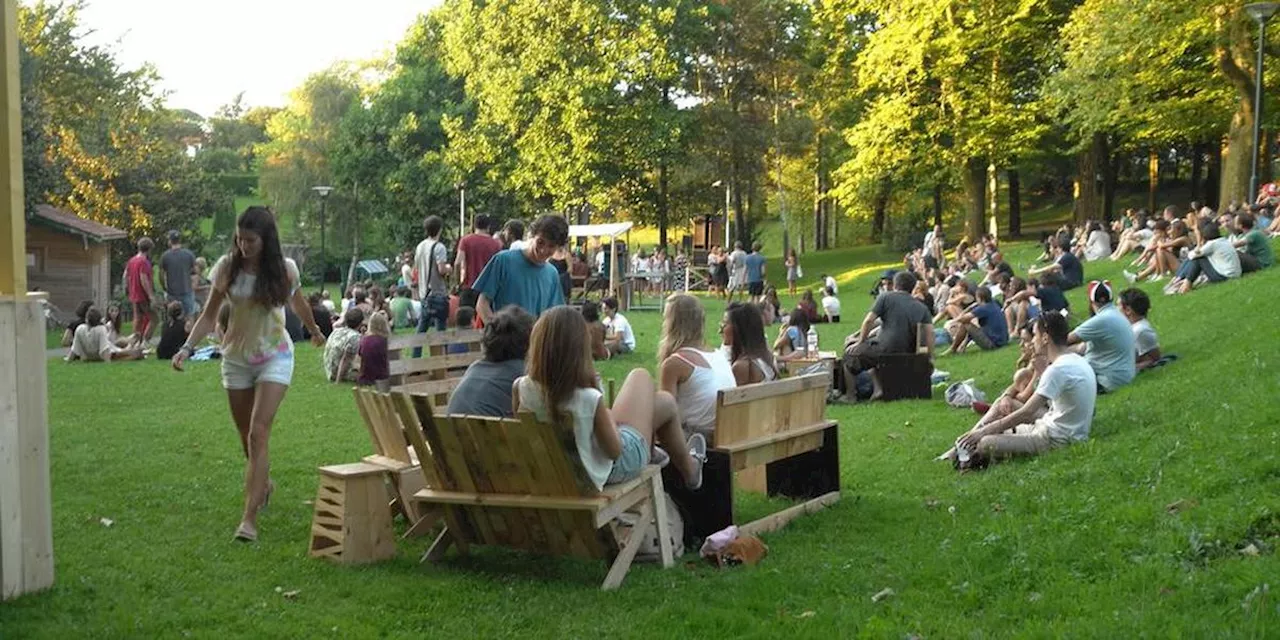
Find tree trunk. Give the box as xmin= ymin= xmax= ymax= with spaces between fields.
xmin=932 ymin=183 xmax=944 ymax=229
xmin=962 ymin=157 xmax=986 ymax=240
xmin=1147 ymin=148 xmax=1159 ymax=213
xmin=871 ymin=179 xmax=889 ymax=241
xmin=831 ymin=200 xmax=838 ymax=246
xmin=813 ymin=134 xmax=825 ymax=251
xmin=1207 ymin=141 xmax=1223 ymax=210
xmin=987 ymin=162 xmax=999 ymax=238
xmin=1190 ymin=142 xmax=1204 ymax=204
xmin=1074 ymin=140 xmax=1099 ymax=223
xmin=657 ymin=157 xmax=669 ymax=249
xmin=1103 ymin=144 xmax=1118 ymax=222
xmin=1007 ymin=168 xmax=1021 ymax=238
xmin=345 ymin=185 xmax=361 ymax=293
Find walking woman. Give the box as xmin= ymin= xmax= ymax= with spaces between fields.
xmin=785 ymin=249 xmax=799 ymax=296
xmin=172 ymin=207 xmax=325 ymax=542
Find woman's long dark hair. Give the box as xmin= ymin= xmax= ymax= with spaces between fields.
xmin=727 ymin=303 xmax=776 ymax=377
xmin=221 ymin=206 xmax=290 ymax=307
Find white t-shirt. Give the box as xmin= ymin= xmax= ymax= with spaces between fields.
xmin=1031 ymin=352 xmax=1097 ymax=443
xmin=400 ymin=263 xmax=412 ymax=285
xmin=1134 ymin=228 xmax=1155 ymax=248
xmin=515 ymin=377 xmax=612 ymax=491
xmin=730 ymin=250 xmax=748 ymax=278
xmin=1194 ymin=238 xmax=1241 ymax=279
xmin=1084 ymin=230 xmax=1112 ymax=261
xmin=321 ymin=299 xmax=336 ymax=313
xmin=413 ymin=238 xmax=449 ymax=298
xmin=1132 ymin=319 xmax=1159 ymax=357
xmin=510 ymin=239 xmax=528 ymax=252
xmin=824 ymin=276 xmax=838 ymax=294
xmin=605 ymin=313 xmax=636 ymax=350
xmin=71 ymin=324 xmax=115 ymax=361
xmin=821 ymin=295 xmax=842 ymax=318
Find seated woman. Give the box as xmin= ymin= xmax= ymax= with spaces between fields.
xmin=514 ymin=306 xmax=706 ymax=490
xmin=762 ymin=287 xmax=782 ymax=324
xmin=912 ymin=278 xmax=935 ymax=315
xmin=67 ymin=307 xmax=143 ymax=362
xmin=580 ymin=301 xmax=610 ymax=360
xmin=657 ymin=295 xmax=737 ymax=439
xmin=773 ymin=306 xmax=813 ymax=362
xmin=61 ymin=299 xmax=94 ymax=348
xmin=933 ymin=279 xmax=974 ymax=325
xmin=1110 ymin=213 xmax=1152 ymax=260
xmin=156 ymin=301 xmax=190 ymax=361
xmin=447 ymin=305 xmax=535 ymax=418
xmin=1126 ymin=220 xmax=1175 ymax=282
xmin=1078 ymin=221 xmax=1112 ymax=262
xmin=722 ymin=303 xmax=780 ymax=386
xmin=797 ymin=290 xmax=820 ymax=323
xmin=1002 ymin=277 xmax=1038 ymax=332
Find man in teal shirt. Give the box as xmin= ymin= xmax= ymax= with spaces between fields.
xmin=1067 ymin=281 xmax=1135 ymax=393
xmin=1233 ymin=213 xmax=1274 ymax=272
xmin=473 ymin=214 xmax=568 ymax=322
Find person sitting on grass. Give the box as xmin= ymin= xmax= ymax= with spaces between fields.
xmin=388 ymin=286 xmax=416 ymax=330
xmin=581 ymin=300 xmax=611 ymax=360
xmin=658 ymin=294 xmax=737 ymax=440
xmin=820 ymin=286 xmax=842 ymax=323
xmin=1231 ymin=213 xmax=1274 ymax=273
xmin=1078 ymin=220 xmax=1112 ymax=262
xmin=838 ymin=271 xmax=933 ymax=403
xmin=798 ymin=289 xmax=821 ymax=323
xmin=774 ymin=305 xmax=813 ymax=362
xmin=1002 ymin=277 xmax=1038 ymax=333
xmin=1030 ymin=235 xmax=1083 ymax=290
xmin=944 ymin=286 xmax=1009 ymax=355
xmin=61 ymin=299 xmax=94 ymax=347
xmin=762 ymin=286 xmax=782 ymax=325
xmin=1125 ymin=220 xmax=1179 ymax=283
xmin=948 ymin=313 xmax=1097 ymax=469
xmin=933 ymin=279 xmax=974 ymax=325
xmin=722 ymin=303 xmax=780 ymax=386
xmin=1116 ymin=287 xmax=1163 ymax=372
xmin=1166 ymin=220 xmax=1240 ymax=295
xmin=601 ymin=296 xmax=635 ymax=356
xmin=447 ymin=305 xmax=534 ymax=418
xmin=156 ymin=301 xmax=191 ymax=361
xmin=514 ymin=306 xmax=706 ymax=491
xmin=912 ymin=278 xmax=935 ymax=315
xmin=446 ymin=307 xmax=477 ymax=355
xmin=304 ymin=292 xmax=333 ymax=340
xmin=67 ymin=307 xmax=145 ymax=362
xmin=357 ymin=311 xmax=392 ymax=393
xmin=324 ymin=307 xmax=365 ymax=382
xmin=1067 ymin=281 xmax=1135 ymax=393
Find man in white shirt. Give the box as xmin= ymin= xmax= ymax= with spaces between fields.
xmin=1118 ymin=287 xmax=1162 ymax=370
xmin=951 ymin=312 xmax=1097 ymax=467
xmin=822 ymin=273 xmax=839 ymax=295
xmin=601 ymin=296 xmax=636 ymax=355
xmin=821 ymin=287 xmax=842 ymax=323
xmin=1171 ymin=221 xmax=1240 ymax=294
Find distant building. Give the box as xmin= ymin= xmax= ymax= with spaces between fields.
xmin=25 ymin=205 xmax=127 ymax=313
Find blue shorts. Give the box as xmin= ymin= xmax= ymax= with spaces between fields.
xmin=606 ymin=426 xmax=649 ymax=485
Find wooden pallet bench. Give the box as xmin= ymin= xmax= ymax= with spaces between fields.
xmin=387 ymin=329 xmax=483 ymax=406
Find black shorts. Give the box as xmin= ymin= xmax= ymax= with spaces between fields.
xmin=924 ymin=255 xmax=939 ymax=270
xmin=748 ymin=281 xmax=764 ymax=296
xmin=843 ymin=340 xmax=883 ymax=375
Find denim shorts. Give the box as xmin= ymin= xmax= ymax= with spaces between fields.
xmin=606 ymin=425 xmax=649 ymax=485
xmin=221 ymin=351 xmax=294 ymax=390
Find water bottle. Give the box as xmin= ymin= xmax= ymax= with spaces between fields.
xmin=806 ymin=326 xmax=819 ymax=356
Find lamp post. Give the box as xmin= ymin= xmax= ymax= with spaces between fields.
xmin=712 ymin=180 xmax=730 ymax=247
xmin=1246 ymin=2 xmax=1279 ymax=202
xmin=312 ymin=185 xmax=333 ymax=293
xmin=454 ymin=181 xmax=467 ymax=233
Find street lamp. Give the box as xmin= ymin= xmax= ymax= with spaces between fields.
xmin=454 ymin=181 xmax=466 ymax=233
xmin=712 ymin=180 xmax=730 ymax=247
xmin=312 ymin=185 xmax=333 ymax=293
xmin=1245 ymin=2 xmax=1279 ymax=201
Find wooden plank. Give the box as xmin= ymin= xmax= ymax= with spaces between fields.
xmin=395 ymin=393 xmax=473 ymax=547
xmin=729 ymin=432 xmax=825 ymax=472
xmin=738 ymin=491 xmax=840 ymax=537
xmin=371 ymin=393 xmax=414 ymax=465
xmin=0 ymin=1 xmax=25 ymax=295
xmin=717 ymin=372 xmax=830 ymax=407
xmin=412 ymin=489 xmax=606 ymax=512
xmin=388 ymin=352 xmax=483 ymax=377
xmin=717 ymin=421 xmax=834 ymax=455
xmin=387 ymin=329 xmax=484 ymax=352
xmin=437 ymin=416 xmax=497 ymax=545
xmin=488 ymin=419 xmax=559 ymax=552
xmin=392 ymin=378 xmax=464 ymax=398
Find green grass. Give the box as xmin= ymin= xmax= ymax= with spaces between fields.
xmin=4 ymin=240 xmax=1280 ymax=637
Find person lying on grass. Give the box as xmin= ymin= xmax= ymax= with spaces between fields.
xmin=943 ymin=286 xmax=1009 ymax=355
xmin=1117 ymin=288 xmax=1161 ymax=372
xmin=1067 ymin=281 xmax=1135 ymax=394
xmin=447 ymin=305 xmax=533 ymax=419
xmin=946 ymin=313 xmax=1097 ymax=469
xmin=513 ymin=306 xmax=706 ymax=491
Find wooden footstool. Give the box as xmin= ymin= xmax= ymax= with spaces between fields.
xmin=308 ymin=462 xmax=396 ymax=565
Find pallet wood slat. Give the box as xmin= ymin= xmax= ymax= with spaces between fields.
xmin=388 ymin=329 xmax=484 ymax=352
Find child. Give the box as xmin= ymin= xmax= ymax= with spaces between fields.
xmin=358 ymin=311 xmax=392 ymax=392
xmin=156 ymin=301 xmax=190 ymax=360
xmin=513 ymin=307 xmax=705 ymax=491
xmin=820 ymin=286 xmax=841 ymax=323
xmin=1118 ymin=288 xmax=1162 ymax=371
xmin=447 ymin=307 xmax=477 ymax=355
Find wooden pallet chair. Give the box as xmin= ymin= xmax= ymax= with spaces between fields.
xmin=388 ymin=392 xmax=675 ymax=590
xmin=662 ymin=372 xmax=840 ymax=540
xmin=352 ymin=387 xmax=437 ymax=538
xmin=387 ymin=329 xmax=484 ymax=406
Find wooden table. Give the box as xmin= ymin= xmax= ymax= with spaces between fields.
xmin=783 ymin=350 xmax=839 ymax=376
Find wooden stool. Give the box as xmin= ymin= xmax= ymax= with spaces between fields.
xmin=308 ymin=462 xmax=396 ymax=565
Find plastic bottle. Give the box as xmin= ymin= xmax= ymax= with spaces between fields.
xmin=806 ymin=326 xmax=819 ymax=356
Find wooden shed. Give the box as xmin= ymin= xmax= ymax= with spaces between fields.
xmin=25 ymin=204 xmax=127 ymax=313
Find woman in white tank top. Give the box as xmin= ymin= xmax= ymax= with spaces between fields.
xmin=721 ymin=302 xmax=781 ymax=386
xmin=658 ymin=295 xmax=737 ymax=439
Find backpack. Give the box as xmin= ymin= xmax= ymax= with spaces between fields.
xmin=945 ymin=379 xmax=986 ymax=408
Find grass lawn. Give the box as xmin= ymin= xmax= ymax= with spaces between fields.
xmin=4 ymin=239 xmax=1279 ymax=637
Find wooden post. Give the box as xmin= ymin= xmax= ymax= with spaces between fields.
xmin=0 ymin=0 xmax=55 ymax=601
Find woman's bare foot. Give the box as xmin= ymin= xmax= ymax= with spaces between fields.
xmin=233 ymin=521 xmax=257 ymax=543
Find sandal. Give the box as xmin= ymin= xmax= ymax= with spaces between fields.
xmin=233 ymin=522 xmax=257 ymax=543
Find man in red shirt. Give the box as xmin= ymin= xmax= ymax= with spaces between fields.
xmin=124 ymin=237 xmax=156 ymax=342
xmin=454 ymin=214 xmax=501 ymax=310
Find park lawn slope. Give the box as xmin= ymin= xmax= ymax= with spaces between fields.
xmin=1 ymin=241 xmax=1278 ymax=637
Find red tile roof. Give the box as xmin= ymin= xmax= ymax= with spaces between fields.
xmin=30 ymin=204 xmax=128 ymax=242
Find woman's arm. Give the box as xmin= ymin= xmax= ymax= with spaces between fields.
xmin=591 ymin=396 xmax=623 ymax=460
xmin=172 ymin=287 xmax=227 ymax=370
xmin=659 ymin=355 xmax=690 ymax=397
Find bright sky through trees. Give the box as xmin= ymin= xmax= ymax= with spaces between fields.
xmin=76 ymin=0 xmax=439 ymax=117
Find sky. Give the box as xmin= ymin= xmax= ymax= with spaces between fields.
xmin=77 ymin=0 xmax=441 ymax=118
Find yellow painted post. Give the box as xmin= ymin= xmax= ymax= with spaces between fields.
xmin=0 ymin=0 xmax=55 ymax=600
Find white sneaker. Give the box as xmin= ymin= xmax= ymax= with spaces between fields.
xmin=650 ymin=446 xmax=670 ymax=469
xmin=686 ymin=433 xmax=707 ymax=491
xmin=1123 ymin=270 xmax=1137 ymax=284
xmin=1193 ymin=274 xmax=1210 ymax=288
xmin=1147 ymin=274 xmax=1164 ymax=283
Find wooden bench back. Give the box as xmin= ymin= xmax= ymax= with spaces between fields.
xmin=713 ymin=372 xmax=831 ymax=448
xmin=352 ymin=387 xmax=413 ymax=467
xmin=389 ymin=392 xmax=609 ymax=559
xmin=387 ymin=329 xmax=484 ymax=404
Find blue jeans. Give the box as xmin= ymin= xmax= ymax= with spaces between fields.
xmin=168 ymin=291 xmax=197 ymax=318
xmin=413 ymin=293 xmax=450 ymax=357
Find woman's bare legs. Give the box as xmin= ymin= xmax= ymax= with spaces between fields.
xmin=609 ymin=368 xmax=696 ymax=484
xmin=234 ymin=382 xmax=288 ymax=540
xmin=227 ymin=388 xmax=254 ymax=458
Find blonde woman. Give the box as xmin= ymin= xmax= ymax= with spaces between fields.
xmin=657 ymin=294 xmax=737 ymax=439
xmin=358 ymin=311 xmax=392 ymax=392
